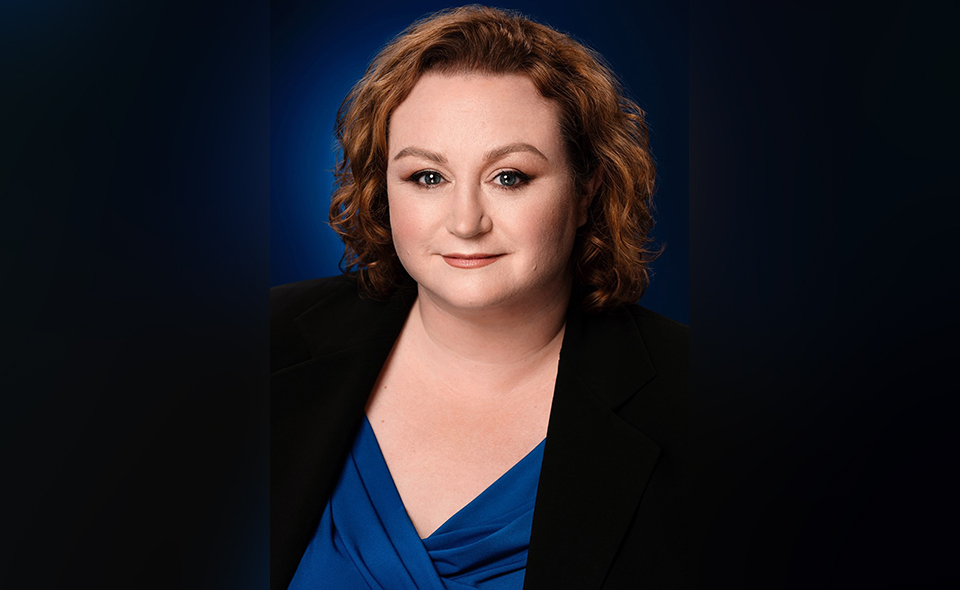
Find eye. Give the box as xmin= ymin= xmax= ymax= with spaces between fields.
xmin=493 ymin=170 xmax=531 ymax=189
xmin=409 ymin=170 xmax=446 ymax=187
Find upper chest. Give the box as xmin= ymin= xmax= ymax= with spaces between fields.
xmin=364 ymin=337 xmax=558 ymax=538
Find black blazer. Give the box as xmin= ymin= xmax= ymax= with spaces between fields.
xmin=271 ymin=275 xmax=688 ymax=590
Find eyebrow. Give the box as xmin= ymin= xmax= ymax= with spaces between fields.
xmin=392 ymin=146 xmax=447 ymax=164
xmin=391 ymin=142 xmax=549 ymax=164
xmin=483 ymin=142 xmax=549 ymax=163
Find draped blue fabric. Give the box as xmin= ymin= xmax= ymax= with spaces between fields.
xmin=288 ymin=416 xmax=545 ymax=590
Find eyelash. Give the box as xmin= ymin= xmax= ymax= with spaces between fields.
xmin=406 ymin=170 xmax=533 ymax=191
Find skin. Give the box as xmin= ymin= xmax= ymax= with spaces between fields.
xmin=365 ymin=72 xmax=596 ymax=539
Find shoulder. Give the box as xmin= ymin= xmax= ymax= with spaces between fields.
xmin=270 ymin=274 xmax=417 ymax=373
xmin=623 ymin=304 xmax=688 ymax=379
xmin=577 ymin=302 xmax=687 ymax=376
xmin=586 ymin=302 xmax=687 ymax=443
xmin=270 ymin=274 xmax=361 ymax=373
xmin=270 ymin=274 xmax=359 ymax=324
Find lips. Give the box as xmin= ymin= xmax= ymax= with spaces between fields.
xmin=441 ymin=253 xmax=504 ymax=269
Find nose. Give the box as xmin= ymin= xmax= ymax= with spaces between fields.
xmin=445 ymin=182 xmax=492 ymax=238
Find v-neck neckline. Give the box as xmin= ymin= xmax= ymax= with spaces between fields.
xmin=360 ymin=415 xmax=546 ymax=541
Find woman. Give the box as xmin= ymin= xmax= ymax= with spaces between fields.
xmin=271 ymin=6 xmax=687 ymax=589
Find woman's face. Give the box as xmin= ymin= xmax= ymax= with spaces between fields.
xmin=386 ymin=72 xmax=586 ymax=314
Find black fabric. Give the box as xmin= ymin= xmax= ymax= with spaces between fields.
xmin=271 ymin=275 xmax=689 ymax=589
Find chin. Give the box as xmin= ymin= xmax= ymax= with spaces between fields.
xmin=422 ymin=279 xmax=567 ymax=315
xmin=424 ymin=286 xmax=515 ymax=312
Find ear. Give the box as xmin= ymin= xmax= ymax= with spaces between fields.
xmin=577 ymin=170 xmax=603 ymax=228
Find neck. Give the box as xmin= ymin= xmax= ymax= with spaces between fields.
xmin=410 ymin=282 xmax=572 ymax=369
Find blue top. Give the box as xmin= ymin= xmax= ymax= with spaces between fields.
xmin=288 ymin=416 xmax=546 ymax=590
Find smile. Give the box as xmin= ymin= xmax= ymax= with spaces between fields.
xmin=441 ymin=253 xmax=504 ymax=269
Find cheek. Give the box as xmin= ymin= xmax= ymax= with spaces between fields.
xmin=387 ymin=196 xmax=410 ymax=253
xmin=388 ymin=195 xmax=431 ymax=258
xmin=520 ymin=198 xmax=580 ymax=263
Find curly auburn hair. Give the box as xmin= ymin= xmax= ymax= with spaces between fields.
xmin=329 ymin=4 xmax=659 ymax=311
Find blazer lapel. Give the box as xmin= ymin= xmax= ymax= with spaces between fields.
xmin=271 ymin=280 xmax=417 ymax=590
xmin=524 ymin=300 xmax=661 ymax=590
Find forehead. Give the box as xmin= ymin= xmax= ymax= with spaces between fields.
xmin=388 ymin=72 xmax=563 ymax=155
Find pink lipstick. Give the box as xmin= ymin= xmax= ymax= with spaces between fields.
xmin=441 ymin=253 xmax=504 ymax=268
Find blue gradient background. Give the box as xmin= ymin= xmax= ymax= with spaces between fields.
xmin=271 ymin=0 xmax=689 ymax=324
